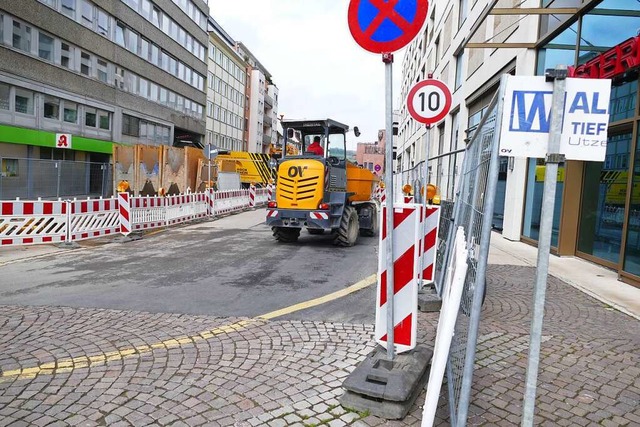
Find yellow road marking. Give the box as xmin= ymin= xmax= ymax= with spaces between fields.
xmin=0 ymin=274 xmax=377 ymax=382
xmin=257 ymin=274 xmax=377 ymax=320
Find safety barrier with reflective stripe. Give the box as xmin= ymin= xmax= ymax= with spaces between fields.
xmin=0 ymin=199 xmax=67 ymax=246
xmin=0 ymin=189 xmax=268 ymax=247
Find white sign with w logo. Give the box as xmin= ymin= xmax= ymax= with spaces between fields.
xmin=499 ymin=75 xmax=611 ymax=160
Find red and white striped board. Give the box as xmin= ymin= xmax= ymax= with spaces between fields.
xmin=68 ymin=198 xmax=119 ymax=241
xmin=375 ymin=202 xmax=421 ymax=354
xmin=419 ymin=205 xmax=441 ymax=286
xmin=249 ymin=185 xmax=256 ymax=208
xmin=0 ymin=199 xmax=67 ymax=246
xmin=267 ymin=184 xmax=274 ymax=201
xmin=310 ymin=212 xmax=329 ymax=220
xmin=118 ymin=192 xmax=131 ymax=236
xmin=205 ymin=188 xmax=214 ymax=216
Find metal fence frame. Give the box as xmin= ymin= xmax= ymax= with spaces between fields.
xmin=437 ymin=79 xmax=505 ymax=426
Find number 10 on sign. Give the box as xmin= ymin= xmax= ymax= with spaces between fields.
xmin=407 ymin=79 xmax=452 ymax=125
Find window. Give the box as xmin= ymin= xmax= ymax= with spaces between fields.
xmin=140 ymin=38 xmax=149 ymax=61
xmin=98 ymin=111 xmax=110 ymax=130
xmin=455 ymin=51 xmax=464 ymax=90
xmin=126 ymin=29 xmax=138 ymax=54
xmin=80 ymin=51 xmax=91 ymax=75
xmin=97 ymin=58 xmax=108 ymax=82
xmin=14 ymin=88 xmax=34 ymax=115
xmin=458 ymin=0 xmax=468 ymax=28
xmin=85 ymin=108 xmax=97 ymax=127
xmin=141 ymin=0 xmax=152 ymax=20
xmin=139 ymin=78 xmax=148 ymax=98
xmin=152 ymin=6 xmax=161 ymax=27
xmin=38 ymin=33 xmax=54 ymax=60
xmin=13 ymin=21 xmax=32 ymax=52
xmin=150 ymin=44 xmax=159 ymax=66
xmin=97 ymin=8 xmax=109 ymax=36
xmin=60 ymin=42 xmax=74 ymax=69
xmin=63 ymin=101 xmax=78 ymax=123
xmin=80 ymin=0 xmax=93 ymax=28
xmin=159 ymin=87 xmax=167 ymax=104
xmin=122 ymin=114 xmax=140 ymax=136
xmin=61 ymin=0 xmax=76 ymax=19
xmin=1 ymin=159 xmax=18 ymax=178
xmin=44 ymin=95 xmax=60 ymax=119
xmin=115 ymin=22 xmax=125 ymax=46
xmin=0 ymin=83 xmax=9 ymax=110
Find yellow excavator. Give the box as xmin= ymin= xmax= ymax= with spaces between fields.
xmin=265 ymin=119 xmax=379 ymax=246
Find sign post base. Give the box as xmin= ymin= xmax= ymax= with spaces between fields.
xmin=340 ymin=345 xmax=433 ymax=420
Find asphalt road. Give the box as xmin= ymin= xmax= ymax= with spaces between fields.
xmin=0 ymin=210 xmax=379 ymax=323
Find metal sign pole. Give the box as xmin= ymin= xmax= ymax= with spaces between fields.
xmin=418 ymin=125 xmax=431 ymax=287
xmin=383 ymin=52 xmax=395 ymax=360
xmin=521 ymin=65 xmax=567 ymax=426
xmin=207 ymin=142 xmax=212 ymax=189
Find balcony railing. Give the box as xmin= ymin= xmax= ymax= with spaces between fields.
xmin=262 ymin=133 xmax=272 ymax=144
xmin=263 ymin=116 xmax=273 ymax=127
xmin=365 ymin=145 xmax=383 ymax=154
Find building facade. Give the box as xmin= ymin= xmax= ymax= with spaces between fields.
xmin=398 ymin=0 xmax=640 ymax=285
xmin=356 ymin=129 xmax=386 ymax=177
xmin=235 ymin=42 xmax=278 ymax=155
xmin=207 ymin=19 xmax=247 ymax=152
xmin=0 ymin=0 xmax=209 ymax=197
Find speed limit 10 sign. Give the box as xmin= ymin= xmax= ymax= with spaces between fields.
xmin=407 ymin=79 xmax=452 ymax=125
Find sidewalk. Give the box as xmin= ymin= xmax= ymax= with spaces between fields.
xmin=489 ymin=231 xmax=640 ymax=320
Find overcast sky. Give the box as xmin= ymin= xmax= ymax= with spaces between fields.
xmin=209 ymin=0 xmax=406 ymax=150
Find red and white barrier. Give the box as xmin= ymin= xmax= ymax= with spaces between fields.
xmin=419 ymin=205 xmax=441 ymax=286
xmin=249 ymin=185 xmax=256 ymax=208
xmin=68 ymin=198 xmax=119 ymax=241
xmin=0 ymin=199 xmax=67 ymax=246
xmin=118 ymin=193 xmax=131 ymax=236
xmin=375 ymin=203 xmax=421 ymax=354
xmin=267 ymin=184 xmax=274 ymax=201
xmin=130 ymin=195 xmax=165 ymax=231
xmin=1 ymin=188 xmax=266 ymax=247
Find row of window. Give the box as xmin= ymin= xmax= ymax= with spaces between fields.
xmin=208 ymin=131 xmax=243 ymax=152
xmin=1 ymin=13 xmax=203 ymax=119
xmin=207 ymin=102 xmax=243 ymax=130
xmin=208 ymin=74 xmax=245 ymax=107
xmin=36 ymin=0 xmax=204 ymax=91
xmin=169 ymin=0 xmax=207 ymax=31
xmin=121 ymin=0 xmax=206 ymax=61
xmin=38 ymin=0 xmax=206 ymax=62
xmin=115 ymin=21 xmax=204 ymax=91
xmin=209 ymin=44 xmax=246 ymax=84
xmin=122 ymin=114 xmax=171 ymax=146
xmin=0 ymin=83 xmax=111 ymax=130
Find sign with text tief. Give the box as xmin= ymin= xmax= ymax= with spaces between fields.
xmin=348 ymin=0 xmax=429 ymax=54
xmin=499 ymin=75 xmax=612 ymax=161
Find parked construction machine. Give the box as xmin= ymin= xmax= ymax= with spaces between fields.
xmin=266 ymin=119 xmax=379 ymax=246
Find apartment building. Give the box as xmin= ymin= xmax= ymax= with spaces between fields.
xmin=398 ymin=0 xmax=640 ymax=285
xmin=207 ymin=19 xmax=247 ymax=152
xmin=235 ymin=42 xmax=278 ymax=154
xmin=0 ymin=0 xmax=208 ymax=197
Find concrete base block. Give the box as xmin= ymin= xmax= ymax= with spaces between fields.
xmin=56 ymin=241 xmax=81 ymax=249
xmin=113 ymin=232 xmax=143 ymax=243
xmin=418 ymin=290 xmax=442 ymax=312
xmin=340 ymin=345 xmax=433 ymax=420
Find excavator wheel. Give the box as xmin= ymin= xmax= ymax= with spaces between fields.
xmin=272 ymin=227 xmax=300 ymax=243
xmin=360 ymin=203 xmax=378 ymax=237
xmin=333 ymin=206 xmax=359 ymax=247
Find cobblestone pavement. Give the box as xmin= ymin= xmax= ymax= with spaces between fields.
xmin=1 ymin=265 xmax=639 ymax=426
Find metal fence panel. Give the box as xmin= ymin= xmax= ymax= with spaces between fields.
xmin=442 ymin=79 xmax=505 ymax=426
xmin=0 ymin=158 xmax=111 ymax=200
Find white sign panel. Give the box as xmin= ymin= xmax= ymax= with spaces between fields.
xmin=500 ymin=76 xmax=611 ymax=161
xmin=56 ymin=133 xmax=72 ymax=149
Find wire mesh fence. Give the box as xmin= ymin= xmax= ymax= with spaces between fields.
xmin=0 ymin=158 xmax=112 ymax=200
xmin=441 ymin=83 xmax=504 ymax=426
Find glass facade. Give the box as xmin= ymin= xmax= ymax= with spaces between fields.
xmin=526 ymin=0 xmax=640 ymax=276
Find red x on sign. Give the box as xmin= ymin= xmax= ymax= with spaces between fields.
xmin=348 ymin=0 xmax=429 ymax=54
